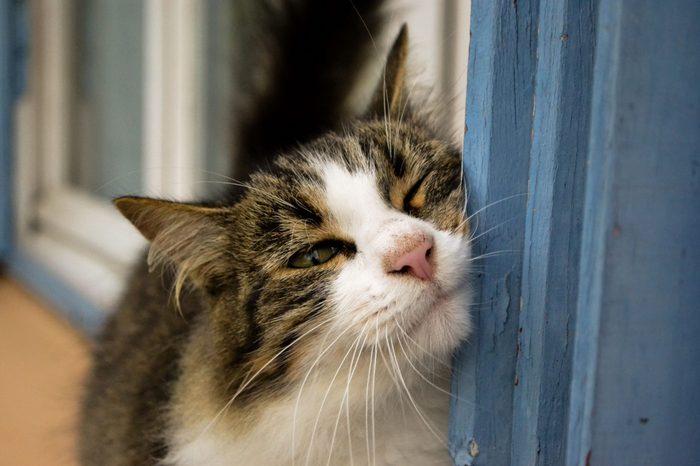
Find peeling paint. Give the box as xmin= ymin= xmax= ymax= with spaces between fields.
xmin=468 ymin=438 xmax=480 ymax=458
xmin=496 ymin=272 xmax=513 ymax=336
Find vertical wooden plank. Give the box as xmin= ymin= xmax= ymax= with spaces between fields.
xmin=450 ymin=0 xmax=538 ymax=464
xmin=567 ymin=0 xmax=700 ymax=464
xmin=564 ymin=3 xmax=623 ymax=461
xmin=511 ymin=1 xmax=595 ymax=465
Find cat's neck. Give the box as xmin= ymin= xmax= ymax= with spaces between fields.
xmin=164 ymin=348 xmax=452 ymax=466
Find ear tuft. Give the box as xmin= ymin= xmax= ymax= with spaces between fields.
xmin=367 ymin=23 xmax=409 ymax=117
xmin=114 ymin=196 xmax=168 ymax=241
xmin=114 ymin=196 xmax=230 ymax=294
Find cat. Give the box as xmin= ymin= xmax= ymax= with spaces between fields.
xmin=79 ymin=1 xmax=472 ymax=465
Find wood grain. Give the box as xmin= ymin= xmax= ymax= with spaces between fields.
xmin=567 ymin=1 xmax=700 ymax=464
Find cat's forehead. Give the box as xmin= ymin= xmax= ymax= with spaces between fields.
xmin=237 ymin=120 xmax=463 ymax=235
xmin=321 ymin=162 xmax=388 ymax=235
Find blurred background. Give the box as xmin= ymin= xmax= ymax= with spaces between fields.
xmin=0 ymin=1 xmax=470 ymax=464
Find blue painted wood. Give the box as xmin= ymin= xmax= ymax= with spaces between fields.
xmin=567 ymin=1 xmax=700 ymax=464
xmin=8 ymin=250 xmax=105 ymax=335
xmin=449 ymin=0 xmax=538 ymax=464
xmin=511 ymin=1 xmax=595 ymax=465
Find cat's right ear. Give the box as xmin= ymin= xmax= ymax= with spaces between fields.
xmin=114 ymin=196 xmax=231 ymax=289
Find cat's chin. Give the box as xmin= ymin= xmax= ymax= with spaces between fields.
xmin=398 ymin=285 xmax=472 ymax=357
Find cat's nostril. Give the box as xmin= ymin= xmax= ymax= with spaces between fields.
xmin=389 ymin=237 xmax=434 ymax=281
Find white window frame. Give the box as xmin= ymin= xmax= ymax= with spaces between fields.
xmin=13 ymin=0 xmax=468 ymax=320
xmin=14 ymin=0 xmax=204 ymax=315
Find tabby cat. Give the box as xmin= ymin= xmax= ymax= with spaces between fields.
xmin=80 ymin=1 xmax=472 ymax=465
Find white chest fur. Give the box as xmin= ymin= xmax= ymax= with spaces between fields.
xmin=164 ymin=364 xmax=454 ymax=466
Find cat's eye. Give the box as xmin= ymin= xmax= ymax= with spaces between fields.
xmin=288 ymin=241 xmax=342 ymax=268
xmin=403 ymin=173 xmax=429 ymax=212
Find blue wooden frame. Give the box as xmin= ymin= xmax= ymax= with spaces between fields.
xmin=449 ymin=1 xmax=536 ymax=463
xmin=451 ymin=0 xmax=700 ymax=464
xmin=567 ymin=1 xmax=700 ymax=464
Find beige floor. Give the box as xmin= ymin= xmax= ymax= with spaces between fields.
xmin=0 ymin=276 xmax=90 ymax=466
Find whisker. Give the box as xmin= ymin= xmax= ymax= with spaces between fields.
xmin=327 ymin=327 xmax=368 ymax=466
xmin=394 ymin=327 xmax=473 ymax=405
xmin=371 ymin=321 xmax=379 ymax=466
xmin=383 ymin=328 xmax=411 ymax=420
xmin=364 ymin=335 xmax=376 ymax=466
xmin=466 ymin=192 xmax=527 ymax=224
xmin=292 ymin=323 xmax=353 ymax=466
xmin=385 ymin=332 xmax=447 ymax=448
xmin=455 ymin=193 xmax=527 ymax=235
xmin=469 ymin=249 xmax=521 ymax=262
xmin=393 ymin=319 xmax=451 ymax=372
xmin=393 ymin=325 xmax=448 ymax=378
xmin=196 ymin=179 xmax=296 ymax=209
xmin=200 ymin=313 xmax=334 ymax=440
xmin=306 ymin=327 xmax=366 ymax=466
xmin=467 ymin=214 xmax=523 ymax=245
xmin=377 ymin=331 xmax=407 ymax=406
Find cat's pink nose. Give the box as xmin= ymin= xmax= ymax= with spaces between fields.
xmin=388 ymin=236 xmax=434 ymax=281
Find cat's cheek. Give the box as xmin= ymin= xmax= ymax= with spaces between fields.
xmin=330 ymin=260 xmax=386 ymax=328
xmin=431 ymin=230 xmax=472 ymax=290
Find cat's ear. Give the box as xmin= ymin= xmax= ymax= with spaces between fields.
xmin=366 ymin=24 xmax=409 ymax=118
xmin=114 ymin=196 xmax=230 ymax=291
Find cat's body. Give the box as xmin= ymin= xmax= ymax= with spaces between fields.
xmin=80 ymin=2 xmax=471 ymax=465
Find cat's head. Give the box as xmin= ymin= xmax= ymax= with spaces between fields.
xmin=115 ymin=26 xmax=471 ymax=397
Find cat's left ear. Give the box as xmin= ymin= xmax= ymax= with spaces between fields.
xmin=114 ymin=196 xmax=231 ymax=290
xmin=366 ymin=24 xmax=409 ymax=118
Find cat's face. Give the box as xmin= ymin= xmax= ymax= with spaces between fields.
xmin=232 ymin=120 xmax=471 ymax=364
xmin=114 ymin=117 xmax=471 ymax=402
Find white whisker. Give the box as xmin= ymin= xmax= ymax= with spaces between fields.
xmin=394 ymin=327 xmax=472 ymax=405
xmin=200 ymin=314 xmax=334 ymax=440
xmin=364 ymin=337 xmax=375 ymax=466
xmin=467 ymin=214 xmax=523 ymax=245
xmin=329 ymin=327 xmax=368 ymax=466
xmin=386 ymin=329 xmax=447 ymax=448
xmin=371 ymin=322 xmax=380 ymax=466
xmin=292 ymin=323 xmax=353 ymax=466
xmin=469 ymin=249 xmax=521 ymax=262
xmin=305 ymin=326 xmax=366 ymax=466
